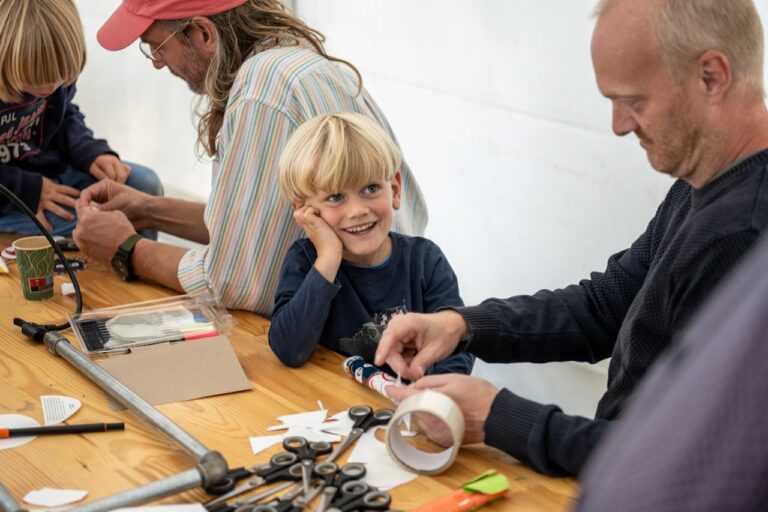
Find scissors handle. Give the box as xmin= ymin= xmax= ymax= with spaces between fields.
xmin=361 ymin=408 xmax=394 ymax=431
xmin=336 ymin=462 xmax=366 ymax=486
xmin=348 ymin=405 xmax=374 ymax=428
xmin=206 ymin=467 xmax=253 ymax=495
xmin=330 ymin=480 xmax=392 ymax=511
xmin=205 ymin=455 xmax=298 ymax=507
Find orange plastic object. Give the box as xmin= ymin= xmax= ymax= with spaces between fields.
xmin=411 ymin=489 xmax=507 ymax=512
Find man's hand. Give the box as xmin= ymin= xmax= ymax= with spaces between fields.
xmin=387 ymin=374 xmax=498 ymax=445
xmin=89 ymin=154 xmax=131 ymax=184
xmin=36 ymin=177 xmax=80 ymax=231
xmin=374 ymin=311 xmax=469 ymax=380
xmin=293 ymin=204 xmax=343 ymax=282
xmin=77 ymin=180 xmax=152 ymax=231
xmin=73 ymin=206 xmax=136 ymax=264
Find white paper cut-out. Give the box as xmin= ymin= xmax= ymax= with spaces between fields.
xmin=0 ymin=414 xmax=40 ymax=450
xmin=41 ymin=395 xmax=82 ymax=425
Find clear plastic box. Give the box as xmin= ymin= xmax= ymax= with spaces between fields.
xmin=68 ymin=290 xmax=235 ymax=356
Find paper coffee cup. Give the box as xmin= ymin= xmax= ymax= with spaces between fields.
xmin=12 ymin=236 xmax=54 ymax=300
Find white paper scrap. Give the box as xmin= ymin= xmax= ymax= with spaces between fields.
xmin=267 ymin=409 xmax=328 ymax=431
xmin=348 ymin=427 xmax=417 ymax=491
xmin=41 ymin=395 xmax=82 ymax=425
xmin=0 ymin=414 xmax=39 ymax=450
xmin=251 ymin=406 xmax=353 ymax=455
xmin=249 ymin=434 xmax=285 ymax=454
xmin=23 ymin=488 xmax=87 ymax=507
xmin=319 ymin=410 xmax=356 ymax=436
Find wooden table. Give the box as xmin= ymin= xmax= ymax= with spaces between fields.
xmin=0 ymin=234 xmax=577 ymax=511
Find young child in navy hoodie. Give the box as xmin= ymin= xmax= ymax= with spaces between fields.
xmin=269 ymin=112 xmax=473 ymax=376
xmin=0 ymin=0 xmax=162 ymax=237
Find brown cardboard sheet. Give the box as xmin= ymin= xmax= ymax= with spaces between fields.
xmin=96 ymin=335 xmax=251 ymax=409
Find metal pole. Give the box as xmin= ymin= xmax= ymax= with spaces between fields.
xmin=0 ymin=485 xmax=22 ymax=512
xmin=65 ymin=469 xmax=202 ymax=512
xmin=43 ymin=332 xmax=211 ymax=461
xmin=41 ymin=332 xmax=230 ymax=508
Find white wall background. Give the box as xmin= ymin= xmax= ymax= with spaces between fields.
xmin=73 ymin=1 xmax=768 ymax=418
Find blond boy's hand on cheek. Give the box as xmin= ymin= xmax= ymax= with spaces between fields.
xmin=293 ymin=204 xmax=343 ymax=282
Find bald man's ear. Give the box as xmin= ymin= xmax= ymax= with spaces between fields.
xmin=698 ymin=50 xmax=732 ymax=101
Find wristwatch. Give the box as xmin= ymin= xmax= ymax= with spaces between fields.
xmin=111 ymin=234 xmax=143 ymax=282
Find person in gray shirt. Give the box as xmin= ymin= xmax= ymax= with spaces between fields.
xmin=576 ymin=233 xmax=768 ymax=511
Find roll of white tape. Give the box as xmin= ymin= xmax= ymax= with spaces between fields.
xmin=385 ymin=389 xmax=465 ymax=475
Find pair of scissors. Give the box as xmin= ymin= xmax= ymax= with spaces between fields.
xmin=282 ymin=436 xmax=332 ymax=496
xmin=204 ymin=452 xmax=303 ymax=508
xmin=310 ymin=462 xmax=366 ymax=512
xmin=233 ymin=481 xmax=307 ymax=512
xmin=325 ymin=405 xmax=395 ymax=464
xmin=327 ymin=480 xmax=392 ymax=512
xmin=206 ymin=465 xmax=267 ymax=495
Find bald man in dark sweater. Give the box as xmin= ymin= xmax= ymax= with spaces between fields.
xmin=375 ymin=0 xmax=768 ymax=477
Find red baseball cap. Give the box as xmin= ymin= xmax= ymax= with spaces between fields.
xmin=97 ymin=0 xmax=249 ymax=51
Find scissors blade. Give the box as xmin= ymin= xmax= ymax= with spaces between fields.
xmin=325 ymin=428 xmax=363 ymax=464
xmin=205 ymin=476 xmax=265 ymax=507
xmin=232 ymin=480 xmax=295 ymax=507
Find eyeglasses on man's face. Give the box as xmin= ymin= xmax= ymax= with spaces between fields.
xmin=139 ymin=26 xmax=185 ymax=61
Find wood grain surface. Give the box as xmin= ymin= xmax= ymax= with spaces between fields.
xmin=0 ymin=234 xmax=577 ymax=511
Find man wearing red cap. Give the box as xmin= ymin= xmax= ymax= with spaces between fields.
xmin=73 ymin=0 xmax=427 ymax=315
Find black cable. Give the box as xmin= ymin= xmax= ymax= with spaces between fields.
xmin=0 ymin=183 xmax=83 ymax=342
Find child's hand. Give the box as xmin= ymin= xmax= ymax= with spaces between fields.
xmin=293 ymin=204 xmax=342 ymax=282
xmin=89 ymin=154 xmax=132 ymax=184
xmin=36 ymin=177 xmax=80 ymax=230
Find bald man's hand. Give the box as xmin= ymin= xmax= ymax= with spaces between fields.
xmin=374 ymin=311 xmax=469 ymax=380
xmin=387 ymin=374 xmax=498 ymax=445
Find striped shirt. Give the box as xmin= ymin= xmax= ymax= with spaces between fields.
xmin=178 ymin=46 xmax=428 ymax=316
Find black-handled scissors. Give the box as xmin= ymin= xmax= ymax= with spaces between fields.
xmin=282 ymin=436 xmax=332 ymax=496
xmin=328 ymin=480 xmax=392 ymax=512
xmin=314 ymin=461 xmax=366 ymax=487
xmin=204 ymin=452 xmax=302 ymax=507
xmin=326 ymin=405 xmax=395 ymax=463
xmin=310 ymin=462 xmax=367 ymax=512
xmin=282 ymin=436 xmax=333 ymax=460
xmin=233 ymin=480 xmax=306 ymax=512
xmin=206 ymin=466 xmax=260 ymax=495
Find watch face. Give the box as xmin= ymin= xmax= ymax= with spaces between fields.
xmin=112 ymin=259 xmax=128 ymax=280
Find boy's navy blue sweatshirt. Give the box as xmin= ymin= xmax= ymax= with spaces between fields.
xmin=0 ymin=83 xmax=114 ymax=212
xmin=269 ymin=232 xmax=475 ymax=375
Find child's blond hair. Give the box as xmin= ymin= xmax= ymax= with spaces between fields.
xmin=0 ymin=0 xmax=86 ymax=103
xmin=278 ymin=112 xmax=402 ymax=204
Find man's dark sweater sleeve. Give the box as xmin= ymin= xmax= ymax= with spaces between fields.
xmin=456 ymin=237 xmax=650 ymax=365
xmin=485 ymin=389 xmax=610 ymax=476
